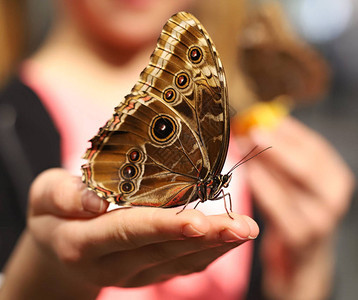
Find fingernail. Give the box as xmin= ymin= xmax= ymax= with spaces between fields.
xmin=81 ymin=189 xmax=103 ymax=214
xmin=220 ymin=229 xmax=247 ymax=242
xmin=247 ymin=229 xmax=259 ymax=240
xmin=247 ymin=222 xmax=259 ymax=240
xmin=244 ymin=217 xmax=260 ymax=240
xmin=182 ymin=224 xmax=205 ymax=237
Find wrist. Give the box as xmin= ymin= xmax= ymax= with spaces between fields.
xmin=0 ymin=231 xmax=101 ymax=300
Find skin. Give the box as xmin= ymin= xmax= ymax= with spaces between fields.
xmin=236 ymin=116 xmax=354 ymax=299
xmin=59 ymin=0 xmax=194 ymax=49
xmin=0 ymin=169 xmax=258 ymax=300
xmin=0 ymin=0 xmax=355 ymax=299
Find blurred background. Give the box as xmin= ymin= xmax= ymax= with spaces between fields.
xmin=282 ymin=1 xmax=358 ymax=299
xmin=0 ymin=0 xmax=357 ymax=298
xmin=283 ymin=1 xmax=358 ymax=297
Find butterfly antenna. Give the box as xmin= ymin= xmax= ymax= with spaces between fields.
xmin=227 ymin=146 xmax=272 ymax=174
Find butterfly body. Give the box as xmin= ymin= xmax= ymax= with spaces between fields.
xmin=196 ymin=173 xmax=231 ymax=202
xmin=81 ymin=12 xmax=232 ymax=211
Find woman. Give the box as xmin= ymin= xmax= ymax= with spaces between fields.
xmin=0 ymin=0 xmax=354 ymax=299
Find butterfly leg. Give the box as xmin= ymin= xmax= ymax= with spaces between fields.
xmin=176 ymin=187 xmax=198 ymax=215
xmin=213 ymin=190 xmax=233 ymax=219
xmin=193 ymin=200 xmax=201 ymax=210
xmin=176 ymin=199 xmax=192 ymax=215
xmin=191 ymin=184 xmax=208 ymax=211
xmin=223 ymin=192 xmax=233 ymax=220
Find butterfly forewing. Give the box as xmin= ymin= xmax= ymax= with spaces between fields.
xmin=136 ymin=12 xmax=228 ymax=173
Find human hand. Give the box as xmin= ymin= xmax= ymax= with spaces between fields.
xmin=236 ymin=116 xmax=355 ymax=300
xmin=25 ymin=169 xmax=258 ymax=293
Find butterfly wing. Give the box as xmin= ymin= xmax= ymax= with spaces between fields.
xmin=81 ymin=12 xmax=229 ymax=207
xmin=82 ymin=93 xmax=201 ymax=207
xmin=133 ymin=12 xmax=229 ymax=178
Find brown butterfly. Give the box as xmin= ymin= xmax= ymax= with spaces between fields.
xmin=82 ymin=12 xmax=259 ymax=217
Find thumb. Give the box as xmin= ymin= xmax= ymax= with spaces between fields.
xmin=29 ymin=168 xmax=109 ymax=218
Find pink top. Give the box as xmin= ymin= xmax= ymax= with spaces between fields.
xmin=21 ymin=60 xmax=253 ymax=300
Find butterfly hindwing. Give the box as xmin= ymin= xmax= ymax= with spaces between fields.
xmin=82 ymin=93 xmax=201 ymax=206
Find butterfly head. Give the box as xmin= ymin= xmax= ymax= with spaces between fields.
xmin=222 ymin=173 xmax=232 ymax=188
xmin=204 ymin=173 xmax=232 ymax=200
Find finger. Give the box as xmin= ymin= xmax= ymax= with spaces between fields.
xmin=97 ymin=228 xmax=249 ymax=286
xmin=293 ymin=191 xmax=337 ymax=242
xmin=248 ymin=155 xmax=347 ymax=250
xmin=46 ymin=207 xmax=258 ymax=266
xmin=248 ymin=117 xmax=354 ymax=215
xmin=77 ymin=209 xmax=258 ymax=257
xmin=249 ymin=117 xmax=345 ymax=190
xmin=33 ymin=207 xmax=207 ymax=263
xmin=96 ymin=212 xmax=258 ymax=286
xmin=29 ymin=168 xmax=109 ymax=218
xmin=245 ymin=159 xmax=314 ymax=247
xmin=107 ymin=213 xmax=258 ymax=263
xmin=123 ymin=242 xmax=241 ymax=287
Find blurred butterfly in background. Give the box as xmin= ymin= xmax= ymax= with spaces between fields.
xmin=81 ymin=12 xmax=268 ymax=218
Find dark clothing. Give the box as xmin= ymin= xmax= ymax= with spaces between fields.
xmin=0 ymin=78 xmax=61 ymax=270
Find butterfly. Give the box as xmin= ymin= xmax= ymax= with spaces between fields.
xmin=81 ymin=12 xmax=263 ymax=217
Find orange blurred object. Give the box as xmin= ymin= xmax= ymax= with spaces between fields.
xmin=233 ymin=96 xmax=292 ymax=135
